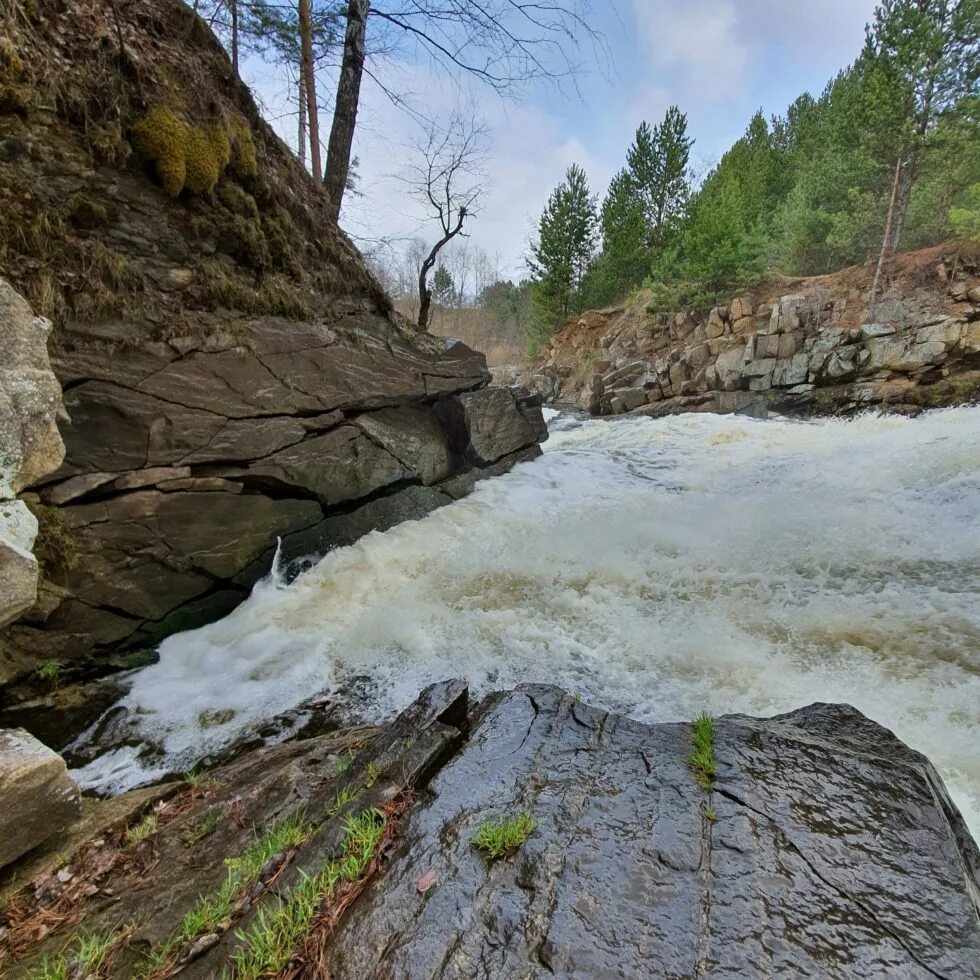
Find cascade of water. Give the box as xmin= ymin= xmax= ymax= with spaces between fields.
xmin=71 ymin=406 xmax=980 ymax=838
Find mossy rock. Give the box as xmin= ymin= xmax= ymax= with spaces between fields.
xmin=130 ymin=107 xmax=255 ymax=199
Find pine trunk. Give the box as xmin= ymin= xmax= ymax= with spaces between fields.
xmin=230 ymin=0 xmax=238 ymax=76
xmin=298 ymin=68 xmax=307 ymax=168
xmin=869 ymin=155 xmax=903 ymax=317
xmin=324 ymin=0 xmax=369 ymax=223
xmin=299 ymin=0 xmax=321 ymax=181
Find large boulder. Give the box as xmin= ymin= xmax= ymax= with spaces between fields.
xmin=0 ymin=728 xmax=80 ymax=870
xmin=325 ymin=688 xmax=980 ymax=978
xmin=0 ymin=281 xmax=66 ymax=628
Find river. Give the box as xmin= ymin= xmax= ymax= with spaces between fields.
xmin=73 ymin=406 xmax=980 ymax=838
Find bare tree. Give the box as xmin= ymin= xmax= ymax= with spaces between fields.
xmin=298 ymin=0 xmax=322 ymax=179
xmin=324 ymin=0 xmax=603 ymax=222
xmin=401 ymin=108 xmax=488 ymax=331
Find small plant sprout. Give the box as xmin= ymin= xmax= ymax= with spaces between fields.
xmin=327 ymin=785 xmax=356 ymax=817
xmin=688 ymin=712 xmax=716 ymax=792
xmin=472 ymin=811 xmax=537 ymax=861
xmin=37 ymin=659 xmax=64 ymax=688
xmin=333 ymin=749 xmax=355 ymax=775
xmin=365 ymin=761 xmax=383 ymax=788
xmin=126 ymin=812 xmax=159 ymax=843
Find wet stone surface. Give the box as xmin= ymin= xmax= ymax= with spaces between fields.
xmin=2 ymin=685 xmax=978 ymax=978
xmin=324 ymin=687 xmax=980 ymax=979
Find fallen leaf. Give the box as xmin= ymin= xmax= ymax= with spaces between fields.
xmin=415 ymin=869 xmax=437 ymax=894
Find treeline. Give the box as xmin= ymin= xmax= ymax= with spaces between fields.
xmin=527 ymin=0 xmax=980 ymax=348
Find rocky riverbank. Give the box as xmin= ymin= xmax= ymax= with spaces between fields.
xmin=533 ymin=244 xmax=980 ymax=418
xmin=0 ymin=0 xmax=546 ymax=707
xmin=2 ymin=682 xmax=978 ymax=977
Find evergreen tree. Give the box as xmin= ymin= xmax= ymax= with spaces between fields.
xmin=527 ymin=164 xmax=598 ymax=342
xmin=432 ymin=264 xmax=455 ymax=306
xmin=867 ymin=0 xmax=980 ymax=301
xmin=626 ymin=108 xmax=693 ymax=250
xmin=588 ymin=169 xmax=650 ymax=305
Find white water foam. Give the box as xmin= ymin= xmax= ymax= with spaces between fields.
xmin=73 ymin=407 xmax=980 ymax=838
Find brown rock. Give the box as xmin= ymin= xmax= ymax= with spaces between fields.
xmin=0 ymin=728 xmax=80 ymax=869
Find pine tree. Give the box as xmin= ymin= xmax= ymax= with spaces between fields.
xmin=588 ymin=169 xmax=650 ymax=305
xmin=867 ymin=0 xmax=980 ymax=304
xmin=432 ymin=264 xmax=455 ymax=306
xmin=527 ymin=164 xmax=598 ymax=341
xmin=626 ymin=108 xmax=693 ymax=250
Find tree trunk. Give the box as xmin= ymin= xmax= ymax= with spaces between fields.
xmin=891 ymin=152 xmax=916 ymax=253
xmin=299 ymin=0 xmax=321 ymax=181
xmin=324 ymin=0 xmax=369 ymax=223
xmin=298 ymin=67 xmax=307 ymax=168
xmin=417 ymin=209 xmax=468 ymax=331
xmin=230 ymin=0 xmax=239 ymax=76
xmin=869 ymin=155 xmax=903 ymax=317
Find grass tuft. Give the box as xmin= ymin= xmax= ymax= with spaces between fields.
xmin=472 ymin=811 xmax=537 ymax=861
xmin=25 ymin=929 xmax=122 ymax=980
xmin=126 ymin=812 xmax=159 ymax=844
xmin=231 ymin=809 xmax=387 ymax=979
xmin=688 ymin=712 xmax=716 ymax=792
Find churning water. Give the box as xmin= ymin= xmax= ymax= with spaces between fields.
xmin=74 ymin=406 xmax=980 ymax=838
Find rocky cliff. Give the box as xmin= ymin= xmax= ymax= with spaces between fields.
xmin=2 ymin=683 xmax=978 ymax=977
xmin=0 ymin=0 xmax=545 ymax=700
xmin=535 ymin=245 xmax=980 ymax=418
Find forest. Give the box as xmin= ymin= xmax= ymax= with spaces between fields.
xmin=525 ymin=0 xmax=979 ymax=350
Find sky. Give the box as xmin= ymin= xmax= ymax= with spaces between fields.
xmin=246 ymin=0 xmax=880 ymax=280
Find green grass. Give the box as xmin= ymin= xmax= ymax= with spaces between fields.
xmin=26 ymin=930 xmax=117 ymax=980
xmin=364 ymin=760 xmax=383 ymax=788
xmin=332 ymin=750 xmax=355 ymax=775
xmin=688 ymin=713 xmax=716 ymax=792
xmin=471 ymin=811 xmax=537 ymax=861
xmin=138 ymin=808 xmax=312 ymax=977
xmin=36 ymin=659 xmax=64 ymax=689
xmin=326 ymin=785 xmax=356 ymax=817
xmin=126 ymin=812 xmax=159 ymax=843
xmin=231 ymin=809 xmax=387 ymax=979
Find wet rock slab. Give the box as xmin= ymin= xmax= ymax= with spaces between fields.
xmin=324 ymin=687 xmax=980 ymax=978
xmin=2 ymin=685 xmax=978 ymax=978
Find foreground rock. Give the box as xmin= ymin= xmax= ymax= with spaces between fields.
xmin=535 ymin=244 xmax=980 ymax=418
xmin=0 ymin=0 xmax=545 ymax=700
xmin=3 ymin=684 xmax=977 ymax=978
xmin=0 ymin=729 xmax=80 ymax=869
xmin=0 ymin=281 xmax=66 ymax=629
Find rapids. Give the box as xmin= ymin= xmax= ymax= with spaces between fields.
xmin=73 ymin=406 xmax=980 ymax=838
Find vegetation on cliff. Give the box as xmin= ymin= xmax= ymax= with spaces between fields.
xmin=527 ymin=0 xmax=980 ymax=344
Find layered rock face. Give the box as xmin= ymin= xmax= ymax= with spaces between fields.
xmin=3 ymin=684 xmax=978 ymax=977
xmin=0 ymin=0 xmax=545 ymax=695
xmin=536 ymin=246 xmax=980 ymax=417
xmin=0 ymin=280 xmax=65 ymax=627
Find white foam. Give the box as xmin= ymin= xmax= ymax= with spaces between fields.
xmin=74 ymin=407 xmax=980 ymax=840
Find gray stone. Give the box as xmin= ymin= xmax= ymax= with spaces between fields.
xmin=0 ymin=728 xmax=80 ymax=869
xmin=322 ymin=689 xmax=980 ymax=979
xmin=449 ymin=387 xmax=540 ymax=466
xmin=743 ymin=357 xmax=777 ymax=377
xmin=772 ymin=352 xmax=810 ymax=388
xmin=354 ymin=405 xmax=453 ymax=486
xmin=861 ymin=323 xmax=896 ymax=340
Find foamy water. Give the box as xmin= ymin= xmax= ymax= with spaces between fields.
xmin=73 ymin=406 xmax=980 ymax=838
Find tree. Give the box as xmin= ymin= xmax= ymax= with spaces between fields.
xmin=626 ymin=108 xmax=693 ymax=251
xmin=401 ymin=109 xmax=488 ymax=331
xmin=528 ymin=163 xmax=598 ymax=340
xmin=323 ymin=0 xmax=603 ymax=221
xmin=867 ymin=0 xmax=980 ymax=306
xmin=432 ymin=264 xmax=455 ymax=306
xmin=587 ymin=169 xmax=649 ymax=305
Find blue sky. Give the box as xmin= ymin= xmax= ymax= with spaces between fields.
xmin=248 ymin=0 xmax=880 ymax=278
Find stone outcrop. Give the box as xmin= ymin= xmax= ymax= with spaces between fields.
xmin=535 ymin=245 xmax=980 ymax=418
xmin=0 ymin=0 xmax=546 ymax=698
xmin=3 ymin=683 xmax=978 ymax=976
xmin=0 ymin=280 xmax=66 ymax=628
xmin=0 ymin=728 xmax=80 ymax=869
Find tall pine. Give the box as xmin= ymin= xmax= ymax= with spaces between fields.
xmin=527 ymin=164 xmax=598 ymax=346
